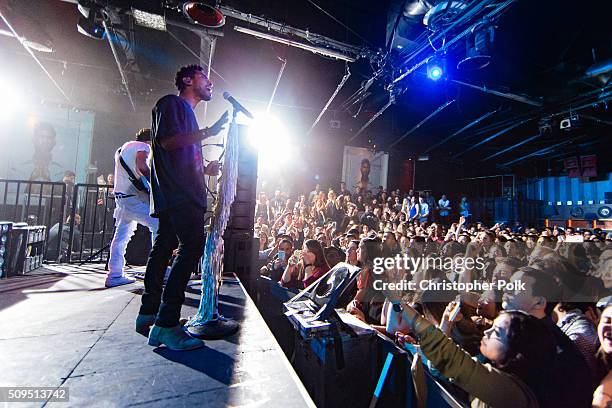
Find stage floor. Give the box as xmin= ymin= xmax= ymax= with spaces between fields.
xmin=0 ymin=264 xmax=314 ymax=408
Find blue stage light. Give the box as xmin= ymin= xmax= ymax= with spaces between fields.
xmin=427 ymin=55 xmax=447 ymax=81
xmin=429 ymin=66 xmax=443 ymax=80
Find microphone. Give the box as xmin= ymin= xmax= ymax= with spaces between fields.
xmin=222 ymin=92 xmax=254 ymax=119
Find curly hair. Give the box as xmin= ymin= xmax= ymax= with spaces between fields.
xmin=495 ymin=310 xmax=555 ymax=404
xmin=174 ymin=64 xmax=204 ymax=92
xmin=135 ymin=128 xmax=151 ymax=142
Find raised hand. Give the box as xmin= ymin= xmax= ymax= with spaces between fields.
xmin=207 ymin=111 xmax=229 ymax=137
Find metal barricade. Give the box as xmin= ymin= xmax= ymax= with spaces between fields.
xmin=0 ymin=179 xmax=67 ymax=262
xmin=66 ymin=183 xmax=115 ymax=263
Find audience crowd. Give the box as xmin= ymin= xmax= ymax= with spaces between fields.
xmin=256 ymin=182 xmax=612 ymax=408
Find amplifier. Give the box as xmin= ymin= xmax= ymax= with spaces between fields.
xmin=0 ymin=221 xmax=13 ymax=279
xmin=6 ymin=224 xmax=46 ymax=277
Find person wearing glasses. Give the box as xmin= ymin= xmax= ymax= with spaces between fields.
xmin=386 ymin=289 xmax=556 ymax=408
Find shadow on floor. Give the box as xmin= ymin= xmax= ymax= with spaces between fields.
xmin=153 ymin=345 xmax=237 ymax=385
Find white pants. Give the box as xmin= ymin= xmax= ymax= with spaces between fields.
xmin=107 ymin=196 xmax=158 ymax=278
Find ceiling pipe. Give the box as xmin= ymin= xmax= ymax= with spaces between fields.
xmin=387 ymin=98 xmax=455 ymax=149
xmin=348 ymin=90 xmax=397 ymax=143
xmin=307 ymin=66 xmax=351 ymax=136
xmin=451 ymin=79 xmax=543 ymax=107
xmin=482 ymin=133 xmax=541 ymax=161
xmin=452 ymin=117 xmax=531 ymax=159
xmin=424 ymin=108 xmax=499 ymax=153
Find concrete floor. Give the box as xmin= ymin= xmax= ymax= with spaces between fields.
xmin=0 ymin=264 xmax=314 ymax=408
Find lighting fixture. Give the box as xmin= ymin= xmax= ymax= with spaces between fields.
xmin=182 ymin=2 xmax=225 ymax=28
xmin=77 ymin=7 xmax=105 ymax=40
xmin=132 ymin=8 xmax=167 ymax=31
xmin=234 ymin=26 xmax=356 ymax=62
xmin=457 ymin=21 xmax=495 ymax=71
xmin=427 ymin=55 xmax=447 ymax=80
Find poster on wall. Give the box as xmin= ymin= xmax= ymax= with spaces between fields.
xmin=341 ymin=146 xmax=389 ymax=193
xmin=0 ymin=104 xmax=94 ymax=183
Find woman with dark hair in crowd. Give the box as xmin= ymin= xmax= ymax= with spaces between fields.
xmin=280 ymin=239 xmax=330 ymax=290
xmin=386 ymin=290 xmax=556 ymax=408
xmin=415 ymin=285 xmax=483 ymax=356
xmin=347 ymin=236 xmax=386 ymax=325
xmin=406 ymin=195 xmax=420 ymax=222
xmin=382 ymin=230 xmax=401 ymax=257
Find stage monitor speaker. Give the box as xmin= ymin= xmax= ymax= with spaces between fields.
xmin=227 ymin=124 xmax=258 ymax=232
xmin=223 ymin=230 xmax=258 ymax=296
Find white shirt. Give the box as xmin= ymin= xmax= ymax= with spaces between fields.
xmin=114 ymin=141 xmax=150 ymax=196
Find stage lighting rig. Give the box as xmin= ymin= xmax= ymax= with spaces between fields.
xmin=427 ymin=55 xmax=447 ymax=80
xmin=457 ymin=20 xmax=495 ymax=71
xmin=182 ymin=2 xmax=225 ymax=28
xmin=76 ymin=2 xmax=105 ymax=40
xmin=560 ymin=114 xmax=581 ymax=131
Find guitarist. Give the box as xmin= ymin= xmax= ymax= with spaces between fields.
xmin=105 ymin=128 xmax=157 ymax=288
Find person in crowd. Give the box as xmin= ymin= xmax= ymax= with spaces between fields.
xmin=347 ymin=236 xmax=385 ymax=325
xmin=324 ymin=246 xmax=345 ymax=268
xmin=438 ymin=193 xmax=451 ymax=225
xmin=503 ymin=267 xmax=593 ymax=407
xmin=594 ymin=304 xmax=612 ymax=408
xmin=260 ymin=238 xmax=293 ymax=281
xmin=387 ymin=286 xmax=556 ymax=408
xmin=418 ymin=195 xmax=430 ymax=224
xmin=61 ymin=170 xmax=76 ymax=216
xmin=360 ymin=204 xmax=379 ymax=232
xmin=407 ymin=195 xmax=420 ymax=223
xmin=255 ymin=192 xmax=272 ymax=224
xmin=45 ymin=214 xmax=81 ymax=262
xmin=382 ymin=229 xmax=400 ymax=257
xmin=339 ymin=181 xmax=351 ymax=198
xmin=490 ymin=257 xmax=523 ymax=283
xmin=346 ymin=239 xmax=359 ymax=266
xmin=105 ymin=128 xmax=158 ymax=288
xmin=424 ymin=191 xmax=437 ymax=221
xmin=257 ymin=230 xmax=270 ymax=260
xmin=252 ymin=181 xmax=610 ymax=406
xmin=137 ymin=64 xmax=231 ymax=350
xmin=280 ymin=239 xmax=330 ymax=290
xmin=553 ymin=302 xmax=600 ymax=381
xmin=308 ymin=184 xmax=321 ymax=204
xmin=460 ymin=196 xmax=471 ymax=221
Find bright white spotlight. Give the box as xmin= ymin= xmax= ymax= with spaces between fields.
xmin=247 ymin=114 xmax=293 ymax=170
xmin=0 ymin=80 xmax=23 ymax=122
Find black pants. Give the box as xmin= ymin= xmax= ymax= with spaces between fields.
xmin=139 ymin=201 xmax=206 ymax=327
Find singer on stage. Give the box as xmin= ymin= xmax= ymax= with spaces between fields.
xmin=136 ymin=64 xmax=230 ymax=351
